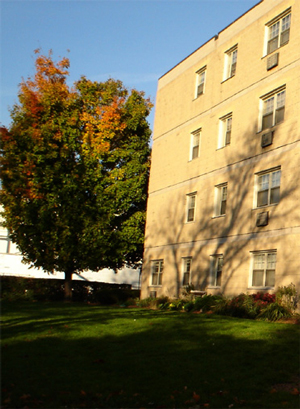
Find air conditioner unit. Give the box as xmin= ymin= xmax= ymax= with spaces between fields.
xmin=256 ymin=211 xmax=269 ymax=227
xmin=267 ymin=53 xmax=279 ymax=70
xmin=261 ymin=131 xmax=274 ymax=148
xmin=150 ymin=291 xmax=157 ymax=298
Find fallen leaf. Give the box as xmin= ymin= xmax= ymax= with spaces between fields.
xmin=81 ymin=390 xmax=86 ymax=396
xmin=291 ymin=388 xmax=299 ymax=395
xmin=193 ymin=392 xmax=200 ymax=402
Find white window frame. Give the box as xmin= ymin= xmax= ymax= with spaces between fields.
xmin=186 ymin=192 xmax=196 ymax=223
xmin=259 ymin=86 xmax=286 ymax=131
xmin=264 ymin=8 xmax=291 ymax=56
xmin=195 ymin=66 xmax=206 ymax=98
xmin=151 ymin=260 xmax=164 ymax=286
xmin=214 ymin=183 xmax=227 ymax=217
xmin=182 ymin=257 xmax=192 ymax=286
xmin=218 ymin=113 xmax=232 ymax=148
xmin=210 ymin=255 xmax=223 ymax=287
xmin=190 ymin=129 xmax=201 ymax=160
xmin=254 ymin=167 xmax=281 ymax=208
xmin=250 ymin=251 xmax=276 ymax=288
xmin=223 ymin=45 xmax=237 ymax=81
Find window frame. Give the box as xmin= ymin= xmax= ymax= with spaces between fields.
xmin=223 ymin=45 xmax=238 ymax=81
xmin=214 ymin=183 xmax=227 ymax=217
xmin=151 ymin=260 xmax=164 ymax=286
xmin=186 ymin=192 xmax=197 ymax=223
xmin=250 ymin=250 xmax=276 ymax=288
xmin=264 ymin=9 xmax=291 ymax=56
xmin=182 ymin=257 xmax=192 ymax=286
xmin=218 ymin=113 xmax=232 ymax=148
xmin=190 ymin=129 xmax=201 ymax=160
xmin=254 ymin=167 xmax=281 ymax=208
xmin=210 ymin=254 xmax=223 ymax=287
xmin=260 ymin=87 xmax=286 ymax=131
xmin=195 ymin=66 xmax=206 ymax=98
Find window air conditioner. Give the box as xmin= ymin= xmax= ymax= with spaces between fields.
xmin=256 ymin=211 xmax=269 ymax=227
xmin=261 ymin=131 xmax=274 ymax=148
xmin=267 ymin=53 xmax=279 ymax=71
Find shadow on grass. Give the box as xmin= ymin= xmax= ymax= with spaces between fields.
xmin=1 ymin=302 xmax=300 ymax=408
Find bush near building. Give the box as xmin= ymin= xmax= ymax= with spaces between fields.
xmin=0 ymin=276 xmax=139 ymax=304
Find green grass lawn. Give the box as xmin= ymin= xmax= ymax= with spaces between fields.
xmin=1 ymin=301 xmax=299 ymax=408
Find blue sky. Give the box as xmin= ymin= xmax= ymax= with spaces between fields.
xmin=1 ymin=0 xmax=259 ymax=132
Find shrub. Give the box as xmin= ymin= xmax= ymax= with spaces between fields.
xmin=193 ymin=294 xmax=223 ymax=312
xmin=214 ymin=294 xmax=260 ymax=319
xmin=258 ymin=302 xmax=293 ymax=321
xmin=276 ymin=283 xmax=298 ymax=312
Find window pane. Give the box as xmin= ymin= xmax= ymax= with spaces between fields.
xmin=152 ymin=273 xmax=158 ymax=285
xmin=254 ymin=254 xmax=265 ymax=270
xmin=258 ymin=174 xmax=269 ymax=191
xmin=282 ymin=14 xmax=291 ymax=31
xmin=192 ymin=145 xmax=199 ymax=159
xmin=269 ymin=22 xmax=280 ymax=39
xmin=158 ymin=273 xmax=162 ymax=285
xmin=216 ymin=270 xmax=222 ymax=286
xmin=275 ymin=107 xmax=285 ymax=124
xmin=267 ymin=253 xmax=277 ymax=269
xmin=187 ymin=208 xmax=194 ymax=222
xmin=252 ymin=270 xmax=264 ymax=286
xmin=270 ymin=186 xmax=280 ymax=204
xmin=257 ymin=190 xmax=268 ymax=207
xmin=265 ymin=270 xmax=275 ymax=286
xmin=268 ymin=37 xmax=278 ymax=54
xmin=271 ymin=170 xmax=281 ymax=187
xmin=262 ymin=113 xmax=273 ymax=129
xmin=183 ymin=272 xmax=190 ymax=286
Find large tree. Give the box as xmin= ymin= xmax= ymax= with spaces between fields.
xmin=0 ymin=51 xmax=152 ymax=300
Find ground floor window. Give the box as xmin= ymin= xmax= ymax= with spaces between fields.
xmin=151 ymin=260 xmax=164 ymax=286
xmin=251 ymin=251 xmax=276 ymax=287
xmin=182 ymin=257 xmax=192 ymax=286
xmin=210 ymin=255 xmax=223 ymax=287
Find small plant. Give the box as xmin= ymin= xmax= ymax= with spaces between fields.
xmin=276 ymin=283 xmax=298 ymax=312
xmin=258 ymin=302 xmax=293 ymax=321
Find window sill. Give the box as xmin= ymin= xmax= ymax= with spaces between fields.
xmin=207 ymin=286 xmax=221 ymax=290
xmin=149 ymin=285 xmax=162 ymax=288
xmin=212 ymin=214 xmax=226 ymax=219
xmin=221 ymin=75 xmax=235 ymax=84
xmin=252 ymin=203 xmax=278 ymax=211
xmin=247 ymin=287 xmax=275 ymax=291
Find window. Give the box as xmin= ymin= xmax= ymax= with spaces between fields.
xmin=218 ymin=114 xmax=232 ymax=148
xmin=186 ymin=193 xmax=196 ymax=222
xmin=261 ymin=87 xmax=286 ymax=130
xmin=210 ymin=255 xmax=223 ymax=287
xmin=0 ymin=223 xmax=10 ymax=253
xmin=214 ymin=183 xmax=227 ymax=216
xmin=151 ymin=260 xmax=163 ymax=286
xmin=195 ymin=66 xmax=206 ymax=98
xmin=182 ymin=257 xmax=192 ymax=286
xmin=224 ymin=45 xmax=237 ymax=80
xmin=251 ymin=251 xmax=276 ymax=287
xmin=190 ymin=129 xmax=201 ymax=160
xmin=256 ymin=168 xmax=281 ymax=207
xmin=266 ymin=9 xmax=291 ymax=55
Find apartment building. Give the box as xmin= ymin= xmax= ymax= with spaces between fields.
xmin=141 ymin=0 xmax=300 ymax=299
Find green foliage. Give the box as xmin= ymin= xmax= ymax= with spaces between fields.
xmin=193 ymin=294 xmax=223 ymax=312
xmin=258 ymin=302 xmax=293 ymax=321
xmin=0 ymin=276 xmax=139 ymax=305
xmin=276 ymin=283 xmax=298 ymax=312
xmin=0 ymin=51 xmax=152 ymax=299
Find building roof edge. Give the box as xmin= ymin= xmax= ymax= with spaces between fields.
xmin=158 ymin=0 xmax=263 ymax=81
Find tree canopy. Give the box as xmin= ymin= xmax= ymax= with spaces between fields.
xmin=0 ymin=50 xmax=152 ymax=299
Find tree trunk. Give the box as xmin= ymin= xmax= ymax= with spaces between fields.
xmin=64 ymin=270 xmax=73 ymax=302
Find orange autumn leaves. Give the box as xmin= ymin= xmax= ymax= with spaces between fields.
xmin=81 ymin=96 xmax=126 ymax=156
